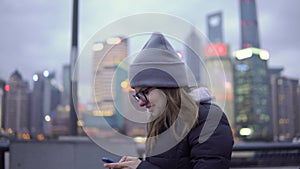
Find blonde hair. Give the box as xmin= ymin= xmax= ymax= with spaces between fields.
xmin=146 ymin=87 xmax=198 ymax=151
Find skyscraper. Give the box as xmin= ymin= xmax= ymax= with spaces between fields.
xmin=240 ymin=0 xmax=260 ymax=48
xmin=275 ymin=77 xmax=298 ymax=141
xmin=205 ymin=11 xmax=235 ymax=128
xmin=92 ymin=36 xmax=128 ymax=131
xmin=233 ymin=0 xmax=272 ymax=141
xmin=269 ymin=68 xmax=299 ymax=141
xmin=4 ymin=70 xmax=30 ymax=134
xmin=30 ymin=71 xmax=61 ymax=136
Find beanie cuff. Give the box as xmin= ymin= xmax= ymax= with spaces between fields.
xmin=130 ymin=68 xmax=187 ymax=88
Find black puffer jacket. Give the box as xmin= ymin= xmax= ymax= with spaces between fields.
xmin=137 ymin=98 xmax=234 ymax=169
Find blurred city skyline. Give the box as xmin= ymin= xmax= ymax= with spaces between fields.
xmin=1 ymin=0 xmax=300 ymax=88
xmin=1 ymin=2 xmax=300 ymax=168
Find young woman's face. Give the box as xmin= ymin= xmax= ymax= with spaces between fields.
xmin=134 ymin=87 xmax=167 ymax=118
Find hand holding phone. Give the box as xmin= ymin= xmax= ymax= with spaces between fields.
xmin=102 ymin=157 xmax=115 ymax=163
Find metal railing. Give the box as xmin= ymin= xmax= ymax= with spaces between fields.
xmin=231 ymin=142 xmax=300 ymax=168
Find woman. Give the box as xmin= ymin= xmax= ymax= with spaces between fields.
xmin=104 ymin=32 xmax=233 ymax=169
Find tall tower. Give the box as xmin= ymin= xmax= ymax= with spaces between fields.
xmin=234 ymin=0 xmax=272 ymax=141
xmin=240 ymin=0 xmax=260 ymax=48
xmin=205 ymin=11 xmax=235 ymax=129
xmin=4 ymin=70 xmax=30 ymax=134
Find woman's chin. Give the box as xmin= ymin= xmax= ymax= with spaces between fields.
xmin=147 ymin=109 xmax=156 ymax=116
xmin=149 ymin=110 xmax=163 ymax=119
xmin=147 ymin=107 xmax=154 ymax=113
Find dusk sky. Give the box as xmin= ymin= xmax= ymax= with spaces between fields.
xmin=1 ymin=0 xmax=300 ymax=99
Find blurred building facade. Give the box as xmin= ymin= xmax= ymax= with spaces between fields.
xmin=184 ymin=28 xmax=206 ymax=86
xmin=30 ymin=71 xmax=61 ymax=137
xmin=297 ymin=85 xmax=300 ymax=139
xmin=207 ymin=11 xmax=223 ymax=44
xmin=269 ymin=68 xmax=300 ymax=141
xmin=233 ymin=0 xmax=272 ymax=141
xmin=205 ymin=11 xmax=235 ymax=129
xmin=61 ymin=64 xmax=71 ymax=106
xmin=3 ymin=70 xmax=30 ymax=134
xmin=0 ymin=79 xmax=7 ymax=128
xmin=92 ymin=36 xmax=128 ymax=132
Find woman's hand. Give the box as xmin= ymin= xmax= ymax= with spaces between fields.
xmin=104 ymin=156 xmax=141 ymax=169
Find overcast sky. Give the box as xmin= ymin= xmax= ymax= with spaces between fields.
xmin=1 ymin=0 xmax=300 ymax=95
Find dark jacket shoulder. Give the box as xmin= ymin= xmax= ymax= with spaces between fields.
xmin=188 ymin=103 xmax=234 ymax=168
xmin=138 ymin=103 xmax=234 ymax=169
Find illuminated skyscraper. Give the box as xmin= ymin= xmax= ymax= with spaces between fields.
xmin=205 ymin=11 xmax=235 ymax=128
xmin=234 ymin=0 xmax=272 ymax=141
xmin=4 ymin=70 xmax=30 ymax=133
xmin=93 ymin=36 xmax=128 ymax=131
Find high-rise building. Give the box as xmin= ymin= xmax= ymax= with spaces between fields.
xmin=234 ymin=48 xmax=271 ymax=141
xmin=184 ymin=28 xmax=206 ymax=85
xmin=30 ymin=71 xmax=61 ymax=136
xmin=276 ymin=76 xmax=298 ymax=141
xmin=205 ymin=44 xmax=235 ymax=129
xmin=3 ymin=70 xmax=30 ymax=134
xmin=205 ymin=11 xmax=235 ymax=129
xmin=269 ymin=68 xmax=283 ymax=141
xmin=269 ymin=68 xmax=299 ymax=141
xmin=240 ymin=0 xmax=260 ymax=48
xmin=233 ymin=0 xmax=272 ymax=141
xmin=92 ymin=36 xmax=128 ymax=131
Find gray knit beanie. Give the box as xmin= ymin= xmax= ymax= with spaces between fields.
xmin=129 ymin=33 xmax=189 ymax=88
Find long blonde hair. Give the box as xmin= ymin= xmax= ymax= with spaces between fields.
xmin=146 ymin=87 xmax=198 ymax=148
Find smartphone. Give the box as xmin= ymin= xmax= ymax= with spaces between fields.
xmin=102 ymin=157 xmax=115 ymax=163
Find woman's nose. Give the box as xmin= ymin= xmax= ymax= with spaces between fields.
xmin=138 ymin=100 xmax=147 ymax=107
